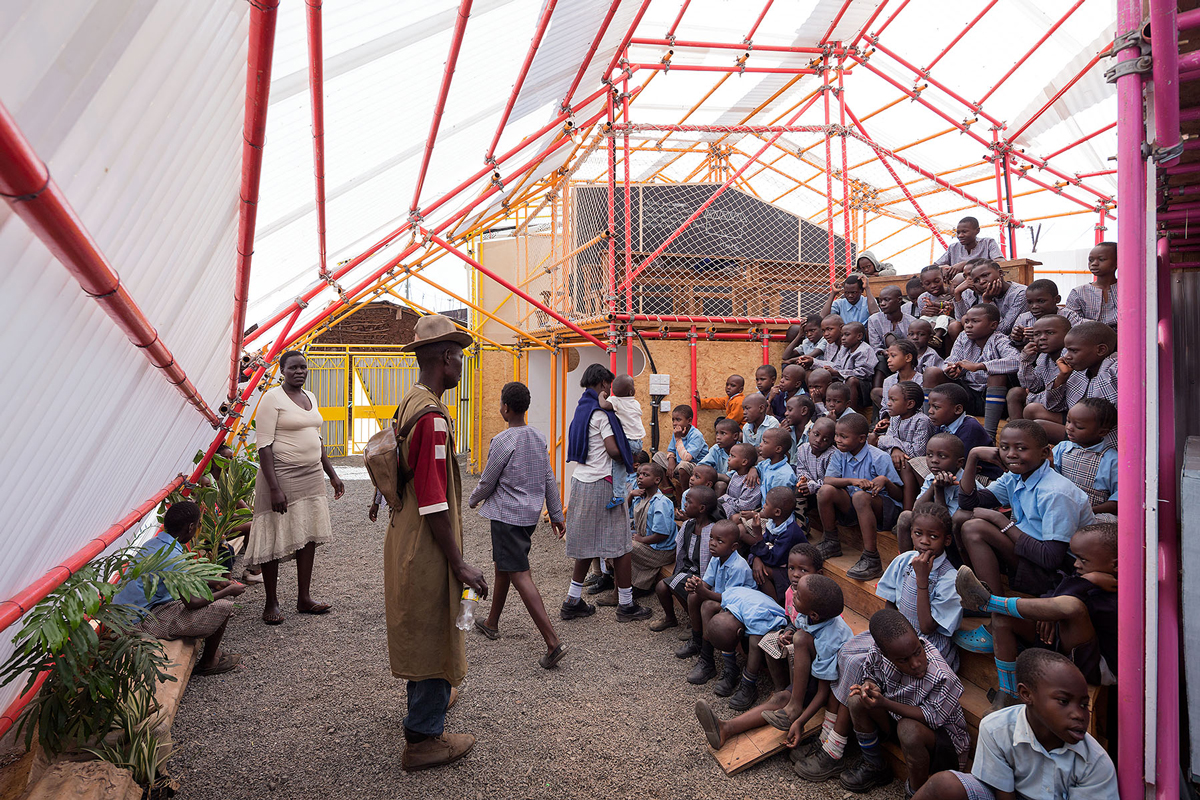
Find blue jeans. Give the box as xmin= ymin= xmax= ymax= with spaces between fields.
xmin=610 ymin=437 xmax=644 ymax=499
xmin=403 ymin=678 xmax=451 ymax=737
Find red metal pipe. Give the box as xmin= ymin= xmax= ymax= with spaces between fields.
xmin=837 ymin=56 xmax=852 ymax=274
xmin=689 ymin=326 xmax=698 ymax=418
xmin=630 ymin=38 xmax=829 ymax=55
xmin=1040 ymin=121 xmax=1116 ymax=161
xmin=992 ymin=128 xmax=1007 ymax=258
xmin=1095 ymin=207 xmax=1107 ymax=244
xmin=844 ymin=105 xmax=947 ymax=249
xmin=607 ymin=88 xmax=617 ymax=371
xmin=613 ymin=313 xmax=807 ymax=325
xmin=563 ymin=0 xmax=622 ymax=110
xmin=849 ymin=0 xmax=891 ymax=49
xmin=638 ymin=331 xmax=761 ymax=340
xmin=923 ymin=0 xmax=999 ymax=74
xmin=245 ymin=82 xmax=612 ymax=347
xmin=623 ymin=73 xmax=633 ymax=375
xmin=760 ymin=330 xmax=770 ymax=365
xmin=823 ymin=55 xmax=836 ymax=285
xmin=665 ymin=0 xmax=691 ymax=40
xmin=484 ymin=0 xmax=558 ymax=164
xmin=410 ymin=0 xmax=473 ymax=214
xmin=628 ymin=63 xmax=822 ymax=75
xmin=426 ymin=232 xmax=607 ymax=348
xmin=306 ymin=0 xmax=328 ymax=277
xmin=614 ymin=123 xmax=830 ymax=133
xmin=848 ymin=54 xmax=1112 ymax=208
xmin=618 ymin=86 xmax=825 ymax=292
xmin=229 ymin=0 xmax=280 ymax=405
xmin=976 ymin=0 xmax=1089 ymax=106
xmin=874 ymin=0 xmax=910 ymax=39
xmin=601 ymin=0 xmax=654 ymax=85
xmin=820 ymin=0 xmax=853 ymax=45
xmin=862 ymin=35 xmax=1002 ymax=126
xmin=0 ymin=104 xmax=220 ymax=427
xmin=1006 ymin=48 xmax=1110 ymax=144
xmin=1150 ymin=0 xmax=1183 ymax=169
xmin=0 ymin=672 xmax=48 ymax=739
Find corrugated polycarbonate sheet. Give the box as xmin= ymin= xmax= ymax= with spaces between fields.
xmin=0 ymin=0 xmax=247 ymax=712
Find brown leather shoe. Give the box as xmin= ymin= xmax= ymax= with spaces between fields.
xmin=401 ymin=733 xmax=475 ymax=771
xmin=448 ymin=686 xmax=458 ymax=710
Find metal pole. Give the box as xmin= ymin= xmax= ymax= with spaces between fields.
xmin=607 ymin=89 xmax=618 ymax=371
xmin=689 ymin=326 xmax=698 ymax=419
xmin=823 ymin=54 xmax=836 ymax=286
xmin=992 ymin=127 xmax=1007 ymax=258
xmin=623 ymin=71 xmax=633 ymax=376
xmin=306 ymin=0 xmax=328 ymax=277
xmin=484 ymin=0 xmax=559 ymax=165
xmin=1149 ymin=0 xmax=1182 ymax=166
xmin=837 ymin=52 xmax=852 ymax=274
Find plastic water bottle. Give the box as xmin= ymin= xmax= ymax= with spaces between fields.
xmin=455 ymin=588 xmax=479 ymax=630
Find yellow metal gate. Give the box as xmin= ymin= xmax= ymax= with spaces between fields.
xmin=303 ymin=346 xmax=474 ymax=456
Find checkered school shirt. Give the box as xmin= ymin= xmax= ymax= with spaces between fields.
xmin=1018 ymin=350 xmax=1060 ymax=402
xmin=916 ymin=346 xmax=944 ymax=372
xmin=860 ymin=638 xmax=970 ymax=756
xmin=817 ymin=340 xmax=875 ymax=380
xmin=467 ymin=425 xmax=564 ymax=527
xmin=934 ymin=237 xmax=1002 ymax=266
xmin=877 ymin=411 xmax=934 ymax=459
xmin=1011 ymin=307 xmax=1082 ymax=336
xmin=1044 ymin=354 xmax=1118 ymax=413
xmin=793 ymin=443 xmax=835 ymax=489
xmin=867 ymin=311 xmax=915 ymax=352
xmin=1065 ymin=282 xmax=1118 ymax=328
xmin=946 ymin=332 xmax=1021 ymax=390
xmin=955 ymin=282 xmax=1028 ymax=335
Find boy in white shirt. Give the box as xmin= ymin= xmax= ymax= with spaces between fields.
xmin=599 ymin=375 xmax=645 ymax=509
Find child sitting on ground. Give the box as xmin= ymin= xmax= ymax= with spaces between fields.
xmin=914 ymin=649 xmax=1117 ymax=800
xmin=785 ymin=394 xmax=818 ymax=462
xmin=957 ymin=523 xmax=1118 ymax=709
xmin=719 ymin=443 xmax=761 ymax=522
xmin=667 ymin=403 xmax=710 ymax=468
xmin=706 ymin=584 xmax=790 ymax=710
xmin=795 ymin=609 xmax=970 ymax=795
xmin=742 ymin=392 xmax=780 ymax=448
xmin=795 ymin=417 xmax=837 ymax=526
xmin=924 ymin=304 xmax=1021 ymax=442
xmin=1008 ymin=313 xmax=1071 ymax=421
xmin=755 ymin=427 xmax=796 ymax=506
xmin=696 ymin=373 xmax=747 ymax=425
xmin=1065 ymin=240 xmax=1118 ymax=330
xmin=1052 ymin=398 xmax=1117 ymax=522
xmin=823 ymin=382 xmax=857 ymax=421
xmin=469 ymin=382 xmax=569 ymax=667
xmin=1024 ymin=321 xmax=1117 ymax=442
xmin=1009 ymin=278 xmax=1081 ymax=345
xmin=896 ymin=433 xmax=967 ymax=551
xmin=958 ymin=420 xmax=1095 ymax=600
xmin=815 ymin=414 xmax=903 ymax=580
xmin=628 ymin=462 xmax=680 ymax=595
xmin=871 ymin=380 xmax=934 ymax=509
xmin=699 ymin=417 xmax=740 ymax=492
xmin=876 ymin=503 xmax=963 ymax=670
xmin=743 ymin=486 xmax=808 ymax=603
xmin=906 ymin=319 xmax=944 ymax=374
xmin=113 ymin=501 xmax=245 ymax=676
xmin=679 ymin=521 xmax=755 ymax=682
xmin=598 ymin=374 xmax=645 ymax=509
xmin=874 ymin=338 xmax=923 ymax=408
xmin=652 ymin=486 xmax=720 ymax=633
xmin=768 ymin=364 xmax=806 ymax=421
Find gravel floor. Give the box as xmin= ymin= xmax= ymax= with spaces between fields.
xmin=170 ymin=456 xmax=901 ymax=800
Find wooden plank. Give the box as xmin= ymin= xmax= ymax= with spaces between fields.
xmin=150 ymin=638 xmax=199 ymax=741
xmin=708 ymin=715 xmax=821 ymax=775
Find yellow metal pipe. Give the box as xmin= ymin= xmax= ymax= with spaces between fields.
xmin=385 ymin=290 xmax=519 ymax=355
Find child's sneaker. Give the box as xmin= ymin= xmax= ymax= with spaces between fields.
xmin=839 ymin=756 xmax=893 ymax=793
xmin=846 ymin=551 xmax=883 ymax=581
xmin=792 ymin=745 xmax=845 ymax=782
xmin=728 ymin=676 xmax=758 ymax=711
xmin=713 ymin=668 xmax=738 ymax=697
xmin=559 ymin=598 xmax=596 ymax=620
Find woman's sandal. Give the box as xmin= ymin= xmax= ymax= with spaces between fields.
xmin=297 ymin=602 xmax=332 ymax=615
xmin=474 ymin=620 xmax=500 ymax=640
xmin=539 ymin=643 xmax=568 ymax=669
xmin=263 ymin=610 xmax=285 ymax=625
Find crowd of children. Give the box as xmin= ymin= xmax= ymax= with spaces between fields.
xmin=465 ymin=225 xmax=1120 ymax=797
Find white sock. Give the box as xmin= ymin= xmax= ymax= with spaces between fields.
xmin=600 ymin=559 xmax=611 ymax=575
xmin=617 ymin=586 xmax=633 ymax=606
xmin=821 ymin=710 xmax=837 ymax=741
xmin=823 ymin=729 xmax=848 ymax=760
xmin=568 ymin=581 xmax=584 ymax=600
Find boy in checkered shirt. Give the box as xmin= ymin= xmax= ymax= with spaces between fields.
xmin=1022 ymin=322 xmax=1116 ymax=443
xmin=1064 ymin=241 xmax=1118 ymax=330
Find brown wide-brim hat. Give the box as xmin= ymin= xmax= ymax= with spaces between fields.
xmin=402 ymin=313 xmax=474 ymax=352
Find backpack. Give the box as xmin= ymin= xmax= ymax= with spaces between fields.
xmin=363 ymin=405 xmax=444 ymax=510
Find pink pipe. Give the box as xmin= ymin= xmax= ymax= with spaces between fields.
xmin=1181 ymin=7 xmax=1200 ymax=30
xmin=623 ymin=74 xmax=633 ymax=375
xmin=1181 ymin=106 xmax=1200 ymax=122
xmin=409 ymin=0 xmax=473 ymax=214
xmin=484 ymin=0 xmax=558 ymax=164
xmin=612 ymin=313 xmax=807 ymax=326
xmin=1115 ymin=0 xmax=1148 ymax=792
xmin=689 ymin=326 xmax=698 ymax=418
xmin=824 ymin=54 xmax=836 ymax=284
xmin=628 ymin=63 xmax=822 ymax=75
xmin=838 ymin=53 xmax=852 ymax=274
xmin=306 ymin=0 xmax=327 ymax=277
xmin=607 ymin=88 xmax=617 ymax=371
xmin=629 ymin=37 xmax=829 ymax=54
xmin=1155 ymin=236 xmax=1180 ymax=800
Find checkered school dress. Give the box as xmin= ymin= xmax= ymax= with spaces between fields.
xmin=1065 ymin=283 xmax=1118 ymax=328
xmin=946 ymin=333 xmax=1021 ymax=391
xmin=134 ymin=599 xmax=235 ymax=639
xmin=1059 ymin=438 xmax=1116 ymax=506
xmin=877 ymin=412 xmax=934 ymax=459
xmin=891 ymin=556 xmax=959 ymax=670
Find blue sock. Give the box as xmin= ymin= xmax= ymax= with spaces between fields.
xmin=722 ymin=652 xmax=738 ymax=673
xmin=996 ymin=658 xmax=1018 ymax=697
xmin=984 ymin=386 xmax=1006 ymax=440
xmin=856 ymin=729 xmax=883 ymax=767
xmin=984 ymin=595 xmax=1022 ymax=618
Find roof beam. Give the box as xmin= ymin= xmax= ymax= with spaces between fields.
xmin=484 ymin=0 xmax=558 ymax=165
xmin=306 ymin=0 xmax=328 ymax=277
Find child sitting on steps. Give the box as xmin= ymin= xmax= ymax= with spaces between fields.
xmin=896 ymin=433 xmax=967 ymax=552
xmin=871 ymin=380 xmax=933 ymax=510
xmin=742 ymin=486 xmax=807 ymax=603
xmin=705 ymin=584 xmax=790 ymax=711
xmin=1052 ymin=398 xmax=1117 ymax=523
xmin=651 ymin=486 xmax=720 ymax=633
xmin=718 ymin=442 xmax=761 ymax=522
xmin=678 ymin=521 xmax=755 ymax=691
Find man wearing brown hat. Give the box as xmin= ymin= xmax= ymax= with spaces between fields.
xmin=387 ymin=314 xmax=488 ymax=770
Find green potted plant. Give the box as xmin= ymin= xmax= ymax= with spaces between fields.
xmin=189 ymin=447 xmax=257 ymax=573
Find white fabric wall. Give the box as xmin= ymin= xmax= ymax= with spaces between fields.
xmin=0 ymin=1 xmax=248 ymax=711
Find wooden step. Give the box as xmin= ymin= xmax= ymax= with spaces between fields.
xmin=823 ymin=525 xmax=899 ymax=564
xmin=149 ymin=637 xmax=199 ymax=740
xmin=821 ymin=546 xmax=887 ymax=619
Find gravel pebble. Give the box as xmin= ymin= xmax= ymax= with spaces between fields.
xmin=170 ymin=456 xmax=900 ymax=800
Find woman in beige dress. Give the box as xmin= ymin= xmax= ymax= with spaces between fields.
xmin=247 ymin=350 xmax=345 ymax=624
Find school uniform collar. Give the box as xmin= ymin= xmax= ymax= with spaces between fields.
xmin=906 ymin=550 xmax=949 ymax=573
xmin=1012 ymin=705 xmax=1091 ymax=759
xmin=1016 ymin=459 xmax=1054 ymax=488
xmin=1068 ymin=439 xmax=1111 ymax=454
xmin=941 ymin=412 xmax=967 ymax=434
xmin=802 ymin=615 xmax=841 ymax=634
xmin=765 ymin=517 xmax=792 ymax=535
xmin=845 ymin=443 xmax=870 ymax=463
